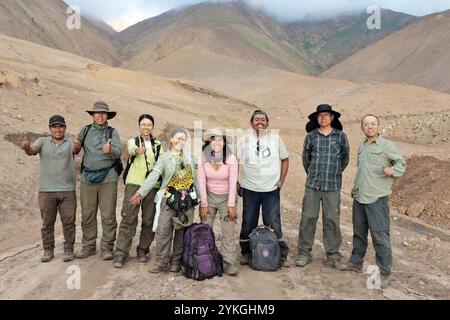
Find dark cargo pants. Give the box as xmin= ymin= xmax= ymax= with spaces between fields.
xmin=350 ymin=197 xmax=392 ymax=275
xmin=298 ymin=187 xmax=342 ymax=262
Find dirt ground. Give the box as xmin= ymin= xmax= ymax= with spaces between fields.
xmin=1 ymin=190 xmax=449 ymax=300
xmin=392 ymin=156 xmax=450 ymax=230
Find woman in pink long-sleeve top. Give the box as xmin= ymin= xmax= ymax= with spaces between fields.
xmin=198 ymin=128 xmax=239 ymax=276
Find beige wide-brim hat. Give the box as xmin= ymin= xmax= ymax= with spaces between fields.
xmin=86 ymin=101 xmax=117 ymax=120
xmin=203 ymin=128 xmax=233 ymax=144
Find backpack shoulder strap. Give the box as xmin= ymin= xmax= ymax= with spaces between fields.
xmin=122 ymin=136 xmax=141 ymax=185
xmin=151 ymin=138 xmax=162 ymax=162
xmin=81 ymin=124 xmax=92 ymax=148
xmin=80 ymin=125 xmax=92 ymax=173
xmin=107 ymin=126 xmax=115 ymax=140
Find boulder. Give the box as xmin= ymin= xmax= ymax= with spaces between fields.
xmin=87 ymin=64 xmax=102 ymax=72
xmin=5 ymin=71 xmax=22 ymax=89
xmin=406 ymin=202 xmax=425 ymax=218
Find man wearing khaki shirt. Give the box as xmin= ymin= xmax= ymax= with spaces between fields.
xmin=20 ymin=115 xmax=78 ymax=263
xmin=342 ymin=114 xmax=407 ymax=289
xmin=74 ymin=102 xmax=122 ymax=261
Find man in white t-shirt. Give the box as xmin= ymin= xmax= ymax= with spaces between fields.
xmin=236 ymin=110 xmax=290 ymax=266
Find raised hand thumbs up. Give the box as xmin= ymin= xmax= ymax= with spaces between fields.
xmin=136 ymin=146 xmax=145 ymax=156
xmin=20 ymin=135 xmax=30 ymax=150
xmin=72 ymin=137 xmax=82 ymax=154
xmin=103 ymin=139 xmax=112 ymax=154
xmin=73 ymin=137 xmax=81 ymax=149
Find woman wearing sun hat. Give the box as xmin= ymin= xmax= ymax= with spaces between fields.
xmin=198 ymin=128 xmax=239 ymax=276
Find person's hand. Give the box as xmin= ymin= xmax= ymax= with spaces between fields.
xmin=20 ymin=135 xmax=30 ymax=150
xmin=227 ymin=206 xmax=237 ymax=221
xmin=103 ymin=139 xmax=112 ymax=154
xmin=73 ymin=138 xmax=81 ymax=149
xmin=130 ymin=193 xmax=142 ymax=207
xmin=384 ymin=167 xmax=394 ymax=177
xmin=199 ymin=206 xmax=209 ymax=220
xmin=278 ymin=180 xmax=284 ymax=189
xmin=136 ymin=146 xmax=145 ymax=155
xmin=351 ymin=186 xmax=356 ymax=198
xmin=237 ymin=182 xmax=243 ymax=197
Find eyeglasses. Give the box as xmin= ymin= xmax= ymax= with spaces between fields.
xmin=179 ymin=161 xmax=185 ymax=170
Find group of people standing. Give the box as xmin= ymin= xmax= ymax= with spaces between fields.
xmin=21 ymin=101 xmax=406 ymax=287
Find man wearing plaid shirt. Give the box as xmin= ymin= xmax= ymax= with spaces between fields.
xmin=296 ymin=104 xmax=350 ymax=269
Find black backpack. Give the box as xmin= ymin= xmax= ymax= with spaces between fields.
xmin=249 ymin=225 xmax=281 ymax=271
xmin=80 ymin=125 xmax=124 ymax=176
xmin=122 ymin=136 xmax=162 ymax=184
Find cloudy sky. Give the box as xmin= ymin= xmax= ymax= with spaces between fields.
xmin=63 ymin=0 xmax=450 ymax=31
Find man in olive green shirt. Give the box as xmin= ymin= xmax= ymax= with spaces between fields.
xmin=20 ymin=115 xmax=77 ymax=263
xmin=74 ymin=102 xmax=122 ymax=261
xmin=342 ymin=114 xmax=406 ymax=289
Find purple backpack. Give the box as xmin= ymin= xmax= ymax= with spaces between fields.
xmin=181 ymin=223 xmax=224 ymax=281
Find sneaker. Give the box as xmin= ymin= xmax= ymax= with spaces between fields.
xmin=295 ymin=256 xmax=311 ymax=267
xmin=101 ymin=250 xmax=114 ymax=261
xmin=136 ymin=247 xmax=149 ymax=263
xmin=239 ymin=254 xmax=251 ymax=265
xmin=224 ymin=264 xmax=239 ymax=276
xmin=63 ymin=249 xmax=75 ymax=263
xmin=148 ymin=263 xmax=169 ymax=274
xmin=113 ymin=254 xmax=126 ymax=268
xmin=41 ymin=249 xmax=54 ymax=263
xmin=76 ymin=248 xmax=97 ymax=259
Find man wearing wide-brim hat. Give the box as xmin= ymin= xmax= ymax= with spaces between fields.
xmin=296 ymin=104 xmax=350 ymax=269
xmin=74 ymin=101 xmax=122 ymax=261
xmin=86 ymin=101 xmax=117 ymax=120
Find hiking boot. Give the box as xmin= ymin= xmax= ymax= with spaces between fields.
xmin=169 ymin=264 xmax=181 ymax=273
xmin=63 ymin=249 xmax=75 ymax=263
xmin=101 ymin=250 xmax=114 ymax=261
xmin=325 ymin=259 xmax=348 ymax=271
xmin=338 ymin=261 xmax=363 ymax=273
xmin=113 ymin=254 xmax=126 ymax=268
xmin=380 ymin=273 xmax=392 ymax=289
xmin=136 ymin=247 xmax=149 ymax=263
xmin=76 ymin=247 xmax=96 ymax=259
xmin=41 ymin=249 xmax=54 ymax=263
xmin=224 ymin=264 xmax=239 ymax=276
xmin=295 ymin=256 xmax=311 ymax=268
xmin=239 ymin=254 xmax=251 ymax=265
xmin=148 ymin=263 xmax=168 ymax=274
